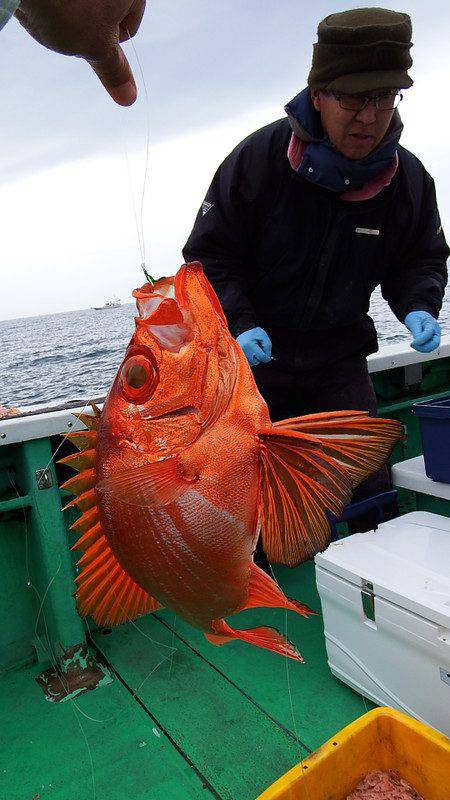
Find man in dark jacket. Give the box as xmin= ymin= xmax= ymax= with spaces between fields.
xmin=183 ymin=8 xmax=449 ymax=535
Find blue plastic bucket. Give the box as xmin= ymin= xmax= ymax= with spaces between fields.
xmin=412 ymin=397 xmax=450 ymax=483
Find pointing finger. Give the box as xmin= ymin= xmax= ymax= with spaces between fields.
xmin=88 ymin=43 xmax=137 ymax=106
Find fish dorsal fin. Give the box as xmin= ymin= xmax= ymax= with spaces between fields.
xmin=258 ymin=428 xmax=353 ymax=566
xmin=62 ymin=406 xmax=163 ymax=625
xmin=70 ymin=506 xmax=99 ymax=534
xmin=273 ymin=411 xmax=403 ymax=487
xmin=58 ymin=449 xmax=96 ymax=473
xmin=60 ymin=467 xmax=96 ymax=496
xmin=74 ymin=410 xmax=100 ymax=430
xmin=73 ymin=523 xmax=163 ymax=625
xmin=65 ymin=430 xmax=98 ymax=451
xmin=63 ymin=488 xmax=97 ymax=512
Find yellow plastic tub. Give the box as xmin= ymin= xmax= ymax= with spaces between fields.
xmin=256 ymin=707 xmax=450 ymax=800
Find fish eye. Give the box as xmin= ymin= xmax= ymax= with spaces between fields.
xmin=121 ymin=353 xmax=158 ymax=402
xmin=126 ymin=362 xmax=147 ymax=389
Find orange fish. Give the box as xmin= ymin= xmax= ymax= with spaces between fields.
xmin=61 ymin=262 xmax=402 ymax=660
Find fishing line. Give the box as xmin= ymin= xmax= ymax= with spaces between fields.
xmin=268 ymin=559 xmax=313 ymax=800
xmin=164 ymin=616 xmax=178 ymax=704
xmin=9 ymin=473 xmax=97 ymax=800
xmin=9 ymin=438 xmax=176 ymax=800
xmin=120 ymin=27 xmax=154 ymax=286
xmin=5 ymin=19 xmax=168 ymax=799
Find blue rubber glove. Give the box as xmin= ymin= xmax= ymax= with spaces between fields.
xmin=236 ymin=327 xmax=272 ymax=366
xmin=404 ymin=311 xmax=441 ymax=353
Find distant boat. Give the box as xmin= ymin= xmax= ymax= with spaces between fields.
xmin=93 ymin=298 xmax=121 ymax=310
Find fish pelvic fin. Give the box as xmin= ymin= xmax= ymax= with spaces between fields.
xmin=243 ymin=562 xmax=315 ymax=619
xmin=273 ymin=410 xmax=404 ymax=488
xmin=203 ymin=564 xmax=313 ymax=661
xmin=205 ymin=619 xmax=303 ymax=662
xmin=258 ymin=427 xmax=353 ymax=566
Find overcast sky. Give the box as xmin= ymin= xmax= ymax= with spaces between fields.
xmin=0 ymin=0 xmax=449 ymax=319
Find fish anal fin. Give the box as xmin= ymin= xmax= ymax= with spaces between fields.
xmin=205 ymin=619 xmax=303 ymax=662
xmin=243 ymin=562 xmax=315 ymax=618
xmin=258 ymin=428 xmax=352 ymax=566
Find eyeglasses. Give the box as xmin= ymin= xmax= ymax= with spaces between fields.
xmin=331 ymin=91 xmax=403 ymax=112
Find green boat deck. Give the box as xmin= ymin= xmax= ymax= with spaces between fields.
xmin=1 ymin=562 xmax=375 ymax=800
xmin=2 ymin=341 xmax=450 ymax=800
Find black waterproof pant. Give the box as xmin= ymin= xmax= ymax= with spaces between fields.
xmin=252 ymin=352 xmax=395 ymax=568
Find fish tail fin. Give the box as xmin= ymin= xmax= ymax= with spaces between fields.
xmin=244 ymin=562 xmax=315 ymax=619
xmin=205 ymin=619 xmax=303 ymax=662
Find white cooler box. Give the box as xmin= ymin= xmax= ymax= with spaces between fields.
xmin=315 ymin=511 xmax=450 ymax=735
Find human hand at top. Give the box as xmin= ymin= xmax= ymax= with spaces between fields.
xmin=15 ymin=0 xmax=146 ymax=106
xmin=404 ymin=310 xmax=441 ymax=353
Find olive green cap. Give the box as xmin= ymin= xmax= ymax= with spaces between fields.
xmin=308 ymin=7 xmax=413 ymax=93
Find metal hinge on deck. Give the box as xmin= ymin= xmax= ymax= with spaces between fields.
xmin=35 ymin=468 xmax=53 ymax=490
xmin=404 ymin=362 xmax=423 ymax=388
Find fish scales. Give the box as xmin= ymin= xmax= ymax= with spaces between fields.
xmin=61 ymin=262 xmax=404 ymax=659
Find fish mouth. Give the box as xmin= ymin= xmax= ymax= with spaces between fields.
xmin=132 ymin=278 xmax=193 ymax=352
xmin=140 ymin=406 xmax=199 ymax=421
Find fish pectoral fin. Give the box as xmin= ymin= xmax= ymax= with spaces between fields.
xmin=96 ymin=457 xmax=196 ymax=507
xmin=205 ymin=619 xmax=303 ymax=661
xmin=273 ymin=410 xmax=404 ymax=487
xmin=243 ymin=562 xmax=315 ymax=618
xmin=257 ymin=428 xmax=353 ymax=566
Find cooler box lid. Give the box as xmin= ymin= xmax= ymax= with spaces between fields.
xmin=315 ymin=512 xmax=450 ymax=627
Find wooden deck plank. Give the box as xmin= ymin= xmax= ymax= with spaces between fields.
xmin=0 ymin=662 xmax=217 ymax=800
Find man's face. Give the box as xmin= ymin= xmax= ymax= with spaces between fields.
xmin=311 ymin=89 xmax=398 ymax=160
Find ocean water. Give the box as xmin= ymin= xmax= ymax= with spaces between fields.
xmin=1 ymin=288 xmax=449 ymax=413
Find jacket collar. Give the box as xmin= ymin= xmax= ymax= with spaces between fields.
xmin=284 ymin=87 xmax=403 ymax=193
xmin=285 ymin=87 xmax=403 ymax=148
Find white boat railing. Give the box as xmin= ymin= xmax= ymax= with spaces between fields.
xmin=368 ymin=334 xmax=450 ymax=373
xmin=1 ymin=335 xmax=450 ymax=446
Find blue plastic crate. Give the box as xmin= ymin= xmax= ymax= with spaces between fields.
xmin=412 ymin=396 xmax=450 ymax=483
